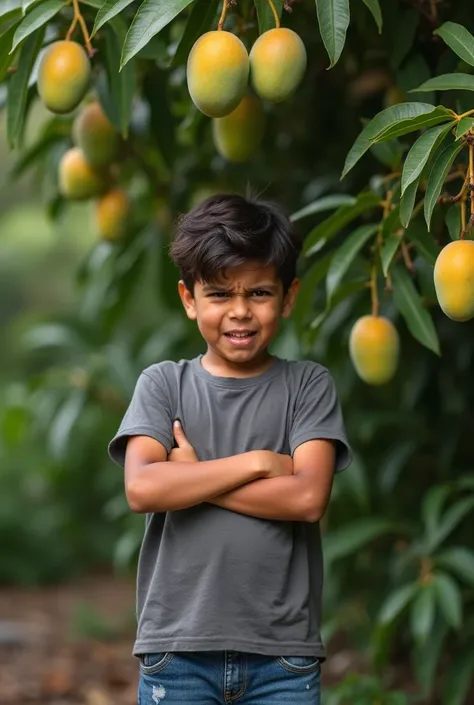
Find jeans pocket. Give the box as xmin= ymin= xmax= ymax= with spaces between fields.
xmin=276 ymin=655 xmax=320 ymax=674
xmin=139 ymin=652 xmax=174 ymax=675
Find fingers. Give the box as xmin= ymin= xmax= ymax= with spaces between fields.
xmin=173 ymin=419 xmax=190 ymax=448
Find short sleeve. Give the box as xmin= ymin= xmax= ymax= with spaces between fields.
xmin=108 ymin=370 xmax=174 ymax=467
xmin=289 ymin=369 xmax=352 ymax=472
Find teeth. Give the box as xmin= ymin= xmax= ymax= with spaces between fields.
xmin=228 ymin=333 xmax=252 ymax=338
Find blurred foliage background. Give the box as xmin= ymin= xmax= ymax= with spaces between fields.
xmin=1 ymin=0 xmax=474 ymax=703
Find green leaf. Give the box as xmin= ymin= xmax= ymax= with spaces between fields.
xmin=379 ymin=583 xmax=418 ymax=624
xmin=404 ymin=221 xmax=441 ymax=266
xmin=254 ymin=0 xmax=283 ymax=34
xmin=315 ymin=0 xmax=350 ymax=69
xmin=391 ymin=264 xmax=440 ymax=355
xmin=326 ymin=223 xmax=378 ymax=301
xmin=22 ymin=0 xmax=38 ymax=12
xmin=11 ymin=0 xmax=65 ymax=53
xmin=412 ymin=73 xmax=474 ymax=93
xmin=0 ymin=23 xmax=17 ymax=81
xmin=290 ymin=194 xmax=356 ymax=222
xmin=424 ymin=140 xmax=464 ymax=230
xmin=171 ymin=0 xmax=219 ymax=66
xmin=303 ymin=190 xmax=380 ymax=255
xmin=360 ymin=0 xmax=382 ymax=33
xmin=101 ymin=22 xmax=135 ymax=137
xmin=410 ymin=583 xmax=436 ymax=644
xmin=381 ymin=231 xmax=402 ymax=276
xmin=373 ymin=106 xmax=453 ymax=143
xmin=443 ymin=649 xmax=474 ymax=705
xmin=399 ymin=176 xmax=419 ymax=228
xmin=324 ymin=517 xmax=395 ymax=562
xmin=292 ymin=253 xmax=332 ymax=330
xmin=121 ymin=0 xmax=194 ymax=67
xmin=401 ymin=122 xmax=454 ymax=196
xmin=428 ymin=497 xmax=474 ymax=552
xmin=91 ymin=0 xmax=135 ymax=36
xmin=142 ymin=69 xmax=177 ymax=170
xmin=433 ymin=571 xmax=462 ymax=629
xmin=434 ymin=22 xmax=474 ymax=69
xmin=370 ymin=137 xmax=402 ymax=168
xmin=389 ymin=7 xmax=418 ymax=70
xmin=6 ymin=26 xmax=44 ymax=148
xmin=413 ymin=623 xmax=448 ymax=699
xmin=446 ymin=204 xmax=461 ymax=240
xmin=436 ymin=547 xmax=474 ymax=587
xmin=342 ymin=103 xmax=447 ymax=178
xmin=455 ymin=116 xmax=474 ymax=139
xmin=0 ymin=1 xmax=22 ymax=20
xmin=421 ymin=483 xmax=452 ymax=537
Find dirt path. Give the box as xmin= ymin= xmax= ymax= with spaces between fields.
xmin=0 ymin=575 xmax=138 ymax=705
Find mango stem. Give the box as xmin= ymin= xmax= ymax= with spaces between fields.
xmin=266 ymin=0 xmax=281 ymax=29
xmin=370 ymin=263 xmax=379 ymax=317
xmin=67 ymin=0 xmax=93 ymax=56
xmin=469 ymin=142 xmax=474 ymax=223
xmin=401 ymin=239 xmax=414 ymax=273
xmin=217 ymin=0 xmax=228 ymax=30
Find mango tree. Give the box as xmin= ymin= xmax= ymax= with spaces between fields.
xmin=1 ymin=1 xmax=474 ymax=702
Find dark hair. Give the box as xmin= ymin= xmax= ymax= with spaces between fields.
xmin=169 ymin=193 xmax=302 ymax=294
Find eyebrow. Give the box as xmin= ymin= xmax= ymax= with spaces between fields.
xmin=202 ymin=283 xmax=279 ymax=292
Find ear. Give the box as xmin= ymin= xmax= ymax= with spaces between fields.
xmin=281 ymin=278 xmax=300 ymax=318
xmin=178 ymin=280 xmax=197 ymax=320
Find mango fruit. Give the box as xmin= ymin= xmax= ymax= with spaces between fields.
xmin=434 ymin=240 xmax=474 ymax=321
xmin=96 ymin=189 xmax=130 ymax=241
xmin=187 ymin=31 xmax=249 ymax=117
xmin=73 ymin=102 xmax=120 ymax=169
xmin=38 ymin=41 xmax=91 ymax=114
xmin=249 ymin=28 xmax=306 ymax=103
xmin=59 ymin=148 xmax=105 ymax=200
xmin=349 ymin=315 xmax=399 ymax=385
xmin=212 ymin=94 xmax=265 ymax=162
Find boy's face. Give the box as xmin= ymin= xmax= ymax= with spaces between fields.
xmin=178 ymin=261 xmax=299 ymax=373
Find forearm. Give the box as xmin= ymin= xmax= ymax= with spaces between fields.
xmin=209 ymin=474 xmax=316 ymax=522
xmin=127 ymin=452 xmax=266 ymax=513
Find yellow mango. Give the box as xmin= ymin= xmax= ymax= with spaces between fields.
xmin=96 ymin=189 xmax=130 ymax=241
xmin=59 ymin=148 xmax=105 ymax=200
xmin=38 ymin=41 xmax=91 ymax=114
xmin=434 ymin=239 xmax=474 ymax=321
xmin=73 ymin=102 xmax=120 ymax=169
xmin=212 ymin=94 xmax=265 ymax=162
xmin=249 ymin=28 xmax=306 ymax=103
xmin=187 ymin=31 xmax=249 ymax=117
xmin=349 ymin=315 xmax=399 ymax=385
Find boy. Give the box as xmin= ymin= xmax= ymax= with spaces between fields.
xmin=108 ymin=194 xmax=351 ymax=705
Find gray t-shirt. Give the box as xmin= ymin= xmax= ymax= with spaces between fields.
xmin=108 ymin=355 xmax=351 ymax=658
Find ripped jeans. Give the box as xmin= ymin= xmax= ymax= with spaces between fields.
xmin=138 ymin=650 xmax=321 ymax=705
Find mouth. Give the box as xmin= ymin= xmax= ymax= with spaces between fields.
xmin=224 ymin=330 xmax=257 ymax=347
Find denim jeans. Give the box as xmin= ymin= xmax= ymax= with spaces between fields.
xmin=138 ymin=651 xmax=321 ymax=704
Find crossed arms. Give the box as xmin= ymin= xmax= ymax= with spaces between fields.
xmin=124 ymin=421 xmax=336 ymax=523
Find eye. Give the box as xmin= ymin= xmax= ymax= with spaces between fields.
xmin=207 ymin=292 xmax=228 ymax=298
xmin=251 ymin=290 xmax=271 ymax=297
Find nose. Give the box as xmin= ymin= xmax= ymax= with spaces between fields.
xmin=229 ymin=294 xmax=251 ymax=320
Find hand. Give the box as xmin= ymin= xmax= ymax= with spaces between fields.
xmin=250 ymin=450 xmax=294 ymax=479
xmin=167 ymin=421 xmax=199 ymax=463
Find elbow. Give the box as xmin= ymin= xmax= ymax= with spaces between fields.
xmin=126 ymin=477 xmax=165 ymax=514
xmin=302 ymin=492 xmax=324 ymax=523
xmin=126 ymin=480 xmax=148 ymax=513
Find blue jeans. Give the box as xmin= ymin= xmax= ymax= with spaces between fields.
xmin=138 ymin=651 xmax=321 ymax=704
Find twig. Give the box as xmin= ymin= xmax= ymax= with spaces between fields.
xmin=66 ymin=0 xmax=93 ymax=56
xmin=217 ymin=0 xmax=228 ymax=30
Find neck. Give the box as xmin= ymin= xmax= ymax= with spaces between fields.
xmin=201 ymin=348 xmax=274 ymax=378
